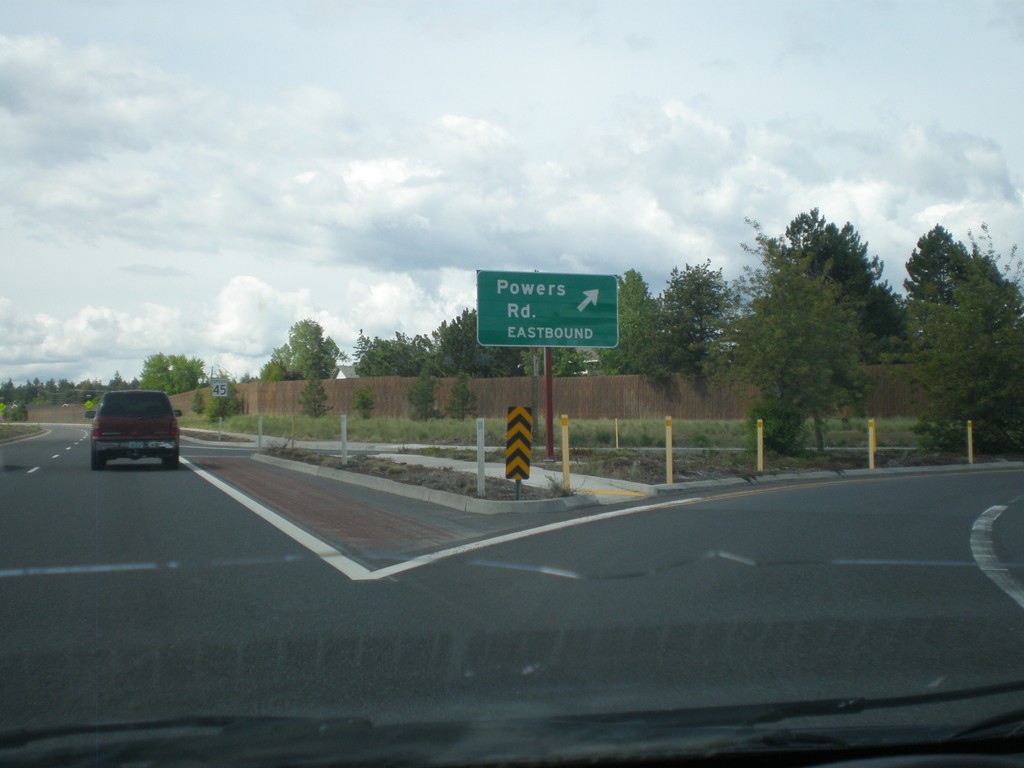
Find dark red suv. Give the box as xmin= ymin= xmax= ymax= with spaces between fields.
xmin=87 ymin=390 xmax=181 ymax=470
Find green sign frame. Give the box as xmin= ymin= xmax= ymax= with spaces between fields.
xmin=476 ymin=270 xmax=618 ymax=348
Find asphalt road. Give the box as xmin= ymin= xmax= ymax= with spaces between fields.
xmin=4 ymin=425 xmax=1024 ymax=734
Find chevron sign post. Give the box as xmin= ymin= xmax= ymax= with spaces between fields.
xmin=505 ymin=406 xmax=533 ymax=498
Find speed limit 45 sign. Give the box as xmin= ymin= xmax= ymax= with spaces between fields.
xmin=211 ymin=379 xmax=229 ymax=398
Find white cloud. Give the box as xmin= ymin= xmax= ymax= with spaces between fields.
xmin=0 ymin=299 xmax=190 ymax=382
xmin=0 ymin=299 xmax=49 ymax=356
xmin=434 ymin=114 xmax=510 ymax=147
xmin=197 ymin=271 xmax=478 ymax=378
xmin=205 ymin=276 xmax=313 ymax=357
xmin=2 ymin=5 xmax=1024 ymax=384
xmin=0 ymin=35 xmax=207 ymax=166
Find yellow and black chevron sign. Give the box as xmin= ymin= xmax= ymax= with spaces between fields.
xmin=505 ymin=406 xmax=533 ymax=480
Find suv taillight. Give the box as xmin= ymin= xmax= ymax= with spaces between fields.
xmin=170 ymin=417 xmax=179 ymax=438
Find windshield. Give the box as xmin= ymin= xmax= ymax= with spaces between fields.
xmin=98 ymin=392 xmax=172 ymax=418
xmin=3 ymin=1 xmax=1024 ymax=766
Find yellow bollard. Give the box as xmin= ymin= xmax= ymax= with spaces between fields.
xmin=967 ymin=420 xmax=974 ymax=465
xmin=868 ymin=418 xmax=876 ymax=470
xmin=561 ymin=414 xmax=570 ymax=492
xmin=757 ymin=418 xmax=764 ymax=473
xmin=615 ymin=417 xmax=620 ymax=450
xmin=665 ymin=416 xmax=673 ymax=484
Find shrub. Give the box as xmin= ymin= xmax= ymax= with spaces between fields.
xmin=7 ymin=403 xmax=28 ymax=422
xmin=747 ymin=399 xmax=808 ymax=455
xmin=205 ymin=382 xmax=244 ymax=422
xmin=408 ymin=371 xmax=438 ymax=420
xmin=444 ymin=373 xmax=477 ymax=420
xmin=299 ymin=378 xmax=330 ymax=418
xmin=353 ymin=385 xmax=375 ymax=419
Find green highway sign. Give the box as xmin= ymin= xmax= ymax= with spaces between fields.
xmin=477 ymin=270 xmax=618 ymax=348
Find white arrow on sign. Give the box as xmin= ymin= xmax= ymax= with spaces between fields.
xmin=577 ymin=289 xmax=599 ymax=312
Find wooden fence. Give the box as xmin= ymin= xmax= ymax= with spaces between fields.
xmin=163 ymin=366 xmax=923 ymax=421
xmin=22 ymin=367 xmax=925 ymax=424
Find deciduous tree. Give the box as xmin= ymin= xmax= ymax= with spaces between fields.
xmin=713 ymin=220 xmax=870 ymax=453
xmin=205 ymin=377 xmax=244 ymax=422
xmin=138 ymin=353 xmax=206 ymax=394
xmin=262 ymin=319 xmax=345 ymax=382
xmin=908 ymin=226 xmax=1024 ymax=452
xmin=431 ymin=308 xmax=523 ymax=377
xmin=353 ymin=330 xmax=433 ymax=377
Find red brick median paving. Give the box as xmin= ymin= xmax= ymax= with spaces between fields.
xmin=189 ymin=457 xmax=461 ymax=552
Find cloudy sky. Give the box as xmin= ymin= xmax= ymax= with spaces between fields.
xmin=2 ymin=0 xmax=1023 ymax=384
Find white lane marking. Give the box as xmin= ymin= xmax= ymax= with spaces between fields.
xmin=971 ymin=505 xmax=1024 ymax=611
xmin=364 ymin=498 xmax=704 ymax=581
xmin=181 ymin=457 xmax=373 ymax=580
xmin=51 ymin=455 xmax=60 ymax=459
xmin=184 ymin=453 xmax=705 ymax=583
xmin=714 ymin=550 xmax=758 ymax=566
xmin=0 ymin=562 xmax=160 ymax=578
xmin=27 ymin=467 xmax=40 ymax=474
xmin=833 ymin=558 xmax=979 ymax=567
xmin=0 ymin=555 xmax=309 ymax=580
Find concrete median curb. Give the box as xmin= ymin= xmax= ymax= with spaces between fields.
xmin=652 ymin=460 xmax=1024 ymax=494
xmin=252 ymin=453 xmax=595 ymax=515
xmin=0 ymin=426 xmax=47 ymax=445
xmin=248 ymin=448 xmax=1024 ymax=515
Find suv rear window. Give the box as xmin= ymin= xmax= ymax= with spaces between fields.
xmin=100 ymin=392 xmax=172 ymax=417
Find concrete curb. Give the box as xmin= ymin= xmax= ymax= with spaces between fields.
xmin=0 ymin=426 xmax=47 ymax=445
xmin=252 ymin=453 xmax=595 ymax=515
xmin=651 ymin=460 xmax=1024 ymax=494
xmin=370 ymin=452 xmax=658 ymax=500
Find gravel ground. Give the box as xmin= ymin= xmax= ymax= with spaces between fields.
xmin=265 ymin=447 xmax=563 ymax=501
